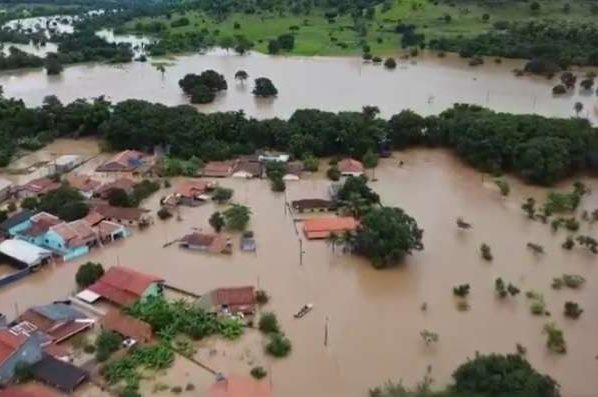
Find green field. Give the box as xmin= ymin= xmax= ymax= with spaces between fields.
xmin=124 ymin=0 xmax=598 ymax=57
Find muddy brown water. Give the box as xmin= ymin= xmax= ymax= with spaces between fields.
xmin=0 ymin=50 xmax=596 ymax=123
xmin=1 ymin=146 xmax=597 ymax=396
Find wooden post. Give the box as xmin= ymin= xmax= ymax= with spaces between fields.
xmin=299 ymin=238 xmax=303 ymax=266
xmin=324 ymin=316 xmax=329 ymax=347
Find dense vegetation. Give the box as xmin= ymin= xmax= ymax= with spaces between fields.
xmin=370 ymin=353 xmax=560 ymax=397
xmin=2 ymin=88 xmax=597 ymax=186
xmin=54 ymin=30 xmax=134 ymax=64
xmin=75 ymin=261 xmax=104 ymax=288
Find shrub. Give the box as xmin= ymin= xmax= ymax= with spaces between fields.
xmin=212 ymin=187 xmax=234 ymax=204
xmin=384 ymin=57 xmax=397 ymax=69
xmin=258 ymin=312 xmax=280 ymax=334
xmin=171 ymin=386 xmax=183 ymax=394
xmin=494 ymin=179 xmax=510 ymax=196
xmin=326 ymin=166 xmax=341 ymax=181
xmin=564 ymin=301 xmax=583 ymax=319
xmin=157 ymin=207 xmax=173 ymax=220
xmin=543 ymin=323 xmax=566 ymax=353
xmin=265 ymin=333 xmax=292 ymax=357
xmin=480 ymin=243 xmax=493 ymax=261
xmin=453 ymin=284 xmax=470 ymax=298
xmin=95 ymin=331 xmax=122 ymax=362
xmin=302 ymin=155 xmax=319 ymax=171
xmin=76 ymin=262 xmax=105 ymax=288
xmin=185 ymin=383 xmax=195 ymax=391
xmin=250 ymin=366 xmax=267 ymax=379
xmin=255 ymin=290 xmax=269 ymax=304
xmin=562 ymin=237 xmax=575 ymax=250
xmin=83 ymin=344 xmax=96 ymax=354
xmin=270 ymin=176 xmax=286 ymax=192
xmin=561 ymin=274 xmax=585 ymax=289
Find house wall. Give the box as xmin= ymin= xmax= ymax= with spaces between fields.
xmin=63 ymin=245 xmax=90 ymax=261
xmin=43 ymin=230 xmax=68 ymax=252
xmin=0 ymin=335 xmax=43 ymax=384
xmin=8 ymin=220 xmax=32 ymax=237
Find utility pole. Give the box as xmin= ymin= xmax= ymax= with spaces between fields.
xmin=324 ymin=316 xmax=329 ymax=347
xmin=299 ymin=238 xmax=303 ymax=266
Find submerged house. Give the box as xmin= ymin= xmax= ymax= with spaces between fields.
xmin=81 ymin=266 xmax=164 ymax=307
xmin=232 ymin=160 xmax=262 ymax=179
xmin=283 ymin=162 xmax=303 ymax=181
xmin=302 ymin=216 xmax=359 ymax=239
xmin=173 ymin=180 xmax=213 ymax=206
xmin=66 ymin=175 xmax=102 ymax=199
xmin=51 ymin=155 xmax=84 ymax=175
xmin=17 ymin=303 xmax=94 ymax=344
xmin=102 ymin=310 xmax=152 ymax=344
xmin=202 ymin=161 xmax=235 ymax=178
xmin=196 ymin=286 xmax=256 ymax=316
xmin=94 ymin=177 xmax=136 ymax=199
xmin=0 ymin=210 xmax=37 ymax=238
xmin=0 ymin=239 xmax=52 ymax=271
xmin=17 ymin=178 xmax=61 ymax=199
xmin=96 ymin=150 xmax=146 ymax=173
xmin=43 ymin=221 xmax=98 ymax=261
xmin=13 ymin=212 xmax=62 ymax=246
xmin=0 ymin=326 xmax=43 ymax=384
xmin=179 ymin=232 xmax=232 ymax=254
xmin=291 ymin=199 xmax=336 ymax=213
xmin=92 ymin=205 xmax=152 ymax=227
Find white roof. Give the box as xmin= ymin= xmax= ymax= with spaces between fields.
xmin=0 ymin=239 xmax=52 ymax=266
xmin=76 ymin=289 xmax=101 ymax=303
xmin=0 ymin=177 xmax=13 ymax=190
xmin=54 ymin=154 xmax=82 ymax=166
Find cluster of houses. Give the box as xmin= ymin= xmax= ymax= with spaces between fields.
xmin=0 ymin=263 xmax=266 ymax=395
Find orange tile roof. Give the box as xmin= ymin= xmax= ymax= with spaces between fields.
xmin=96 ymin=150 xmax=145 ymax=172
xmin=209 ymin=376 xmax=272 ymax=397
xmin=0 ymin=328 xmax=29 ymax=365
xmin=95 ymin=177 xmax=136 ymax=197
xmin=212 ymin=287 xmax=256 ymax=314
xmin=175 ymin=180 xmax=208 ymax=198
xmin=303 ymin=216 xmax=358 ymax=239
xmin=20 ymin=178 xmax=61 ymax=195
xmin=203 ymin=161 xmax=234 ymax=177
xmin=83 ymin=211 xmax=105 ymax=226
xmin=66 ymin=175 xmax=101 ymax=193
xmin=0 ymin=383 xmax=62 ymax=397
xmin=102 ymin=310 xmax=152 ymax=342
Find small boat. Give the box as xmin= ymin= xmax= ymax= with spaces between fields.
xmin=294 ymin=303 xmax=313 ymax=319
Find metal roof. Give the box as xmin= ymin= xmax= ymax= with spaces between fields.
xmin=0 ymin=239 xmax=52 ymax=266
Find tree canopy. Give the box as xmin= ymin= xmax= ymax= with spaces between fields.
xmin=353 ymin=207 xmax=424 ymax=268
xmin=75 ymin=262 xmax=105 ymax=288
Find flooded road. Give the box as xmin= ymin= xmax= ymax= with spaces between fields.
xmin=1 ymin=147 xmax=597 ymax=396
xmin=0 ymin=50 xmax=596 ymax=122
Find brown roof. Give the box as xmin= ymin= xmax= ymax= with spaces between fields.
xmin=0 ymin=384 xmax=62 ymax=397
xmin=93 ymin=205 xmax=148 ymax=222
xmin=211 ymin=286 xmax=256 ymax=314
xmin=202 ymin=161 xmax=235 ymax=177
xmin=0 ymin=328 xmax=28 ymax=366
xmin=209 ymin=376 xmax=272 ymax=397
xmin=82 ymin=211 xmax=105 ymax=226
xmin=102 ymin=310 xmax=152 ymax=342
xmin=338 ymin=159 xmax=364 ymax=174
xmin=97 ymin=221 xmax=123 ymax=239
xmin=303 ymin=216 xmax=358 ymax=239
xmin=181 ymin=232 xmax=229 ymax=254
xmin=233 ymin=161 xmax=262 ymax=178
xmin=95 ymin=177 xmax=136 ymax=197
xmin=285 ymin=161 xmax=303 ymax=177
xmin=50 ymin=221 xmax=97 ymax=248
xmin=175 ymin=180 xmax=209 ymax=198
xmin=96 ymin=150 xmax=145 ymax=172
xmin=66 ymin=175 xmax=101 ymax=193
xmin=20 ymin=178 xmax=61 ymax=196
xmin=18 ymin=312 xmax=91 ymax=344
xmin=291 ymin=199 xmax=335 ymax=211
xmin=88 ymin=266 xmax=163 ymax=307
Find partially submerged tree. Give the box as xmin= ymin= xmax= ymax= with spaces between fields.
xmin=252 ymin=77 xmax=278 ymax=97
xmin=234 ymin=70 xmax=249 ymax=84
xmin=76 ymin=262 xmax=104 ymax=288
xmin=223 ymin=204 xmax=251 ymax=230
xmin=209 ymin=211 xmax=225 ymax=232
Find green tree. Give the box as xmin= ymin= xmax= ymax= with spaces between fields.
xmin=39 ymin=185 xmax=89 ymax=221
xmin=209 ymin=211 xmax=225 ymax=232
xmin=21 ymin=197 xmax=39 ymax=210
xmin=223 ymin=204 xmax=251 ymax=230
xmin=76 ymin=262 xmax=104 ymax=288
xmin=265 ymin=333 xmax=292 ymax=357
xmin=452 ymin=354 xmax=560 ymax=396
xmin=258 ymin=312 xmax=280 ymax=334
xmin=326 ymin=166 xmax=341 ymax=181
xmin=107 ymin=188 xmax=131 ymax=207
xmin=362 ymin=149 xmax=379 ymax=179
xmin=383 ymin=57 xmax=397 ymax=69
xmin=212 ymin=187 xmax=233 ymax=204
xmin=270 ymin=176 xmax=286 ymax=192
xmin=234 ymin=70 xmax=249 ymax=84
xmin=252 ymin=77 xmax=278 ymax=97
xmin=353 ymin=207 xmax=424 ymax=268
xmin=45 ymin=52 xmax=63 ymax=75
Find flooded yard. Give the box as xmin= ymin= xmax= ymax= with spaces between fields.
xmin=0 ymin=148 xmax=597 ymax=396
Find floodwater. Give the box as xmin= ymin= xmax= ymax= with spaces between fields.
xmin=0 ymin=50 xmax=596 ymax=122
xmin=1 ymin=143 xmax=597 ymax=396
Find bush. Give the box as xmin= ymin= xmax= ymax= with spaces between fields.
xmin=480 ymin=243 xmax=493 ymax=261
xmin=255 ymin=290 xmax=269 ymax=304
xmin=326 ymin=166 xmax=341 ymax=181
xmin=75 ymin=262 xmax=104 ymax=288
xmin=95 ymin=331 xmax=122 ymax=362
xmin=250 ymin=366 xmax=267 ymax=379
xmin=543 ymin=323 xmax=566 ymax=353
xmin=494 ymin=179 xmax=510 ymax=196
xmin=83 ymin=344 xmax=96 ymax=354
xmin=561 ymin=274 xmax=585 ymax=289
xmin=302 ymin=155 xmax=319 ymax=172
xmin=223 ymin=204 xmax=251 ymax=230
xmin=270 ymin=176 xmax=286 ymax=192
xmin=157 ymin=207 xmax=173 ymax=220
xmin=383 ymin=57 xmax=397 ymax=69
xmin=212 ymin=187 xmax=234 ymax=204
xmin=171 ymin=386 xmax=183 ymax=394
xmin=564 ymin=301 xmax=583 ymax=319
xmin=258 ymin=312 xmax=280 ymax=334
xmin=253 ymin=77 xmax=278 ymax=97
xmin=265 ymin=333 xmax=292 ymax=357
xmin=453 ymin=284 xmax=470 ymax=298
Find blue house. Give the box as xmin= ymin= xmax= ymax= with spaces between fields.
xmin=0 ymin=324 xmax=44 ymax=384
xmin=42 ymin=220 xmax=98 ymax=261
xmin=0 ymin=209 xmax=36 ymax=237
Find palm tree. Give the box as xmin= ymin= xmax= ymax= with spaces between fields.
xmin=339 ymin=230 xmax=356 ymax=253
xmin=235 ymin=70 xmax=249 ymax=85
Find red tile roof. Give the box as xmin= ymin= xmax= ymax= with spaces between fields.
xmin=97 ymin=221 xmax=123 ymax=239
xmin=209 ymin=376 xmax=272 ymax=397
xmin=93 ymin=205 xmax=148 ymax=222
xmin=88 ymin=266 xmax=163 ymax=307
xmin=95 ymin=177 xmax=136 ymax=198
xmin=20 ymin=178 xmax=61 ymax=196
xmin=66 ymin=175 xmax=101 ymax=193
xmin=22 ymin=213 xmax=62 ymax=237
xmin=175 ymin=180 xmax=209 ymax=198
xmin=50 ymin=221 xmax=97 ymax=248
xmin=202 ymin=161 xmax=235 ymax=177
xmin=102 ymin=310 xmax=152 ymax=342
xmin=18 ymin=310 xmax=92 ymax=344
xmin=0 ymin=384 xmax=62 ymax=397
xmin=96 ymin=150 xmax=145 ymax=172
xmin=82 ymin=211 xmax=105 ymax=227
xmin=338 ymin=159 xmax=364 ymax=174
xmin=180 ymin=233 xmax=229 ymax=254
xmin=212 ymin=287 xmax=256 ymax=314
xmin=303 ymin=216 xmax=358 ymax=239
xmin=0 ymin=328 xmax=28 ymax=366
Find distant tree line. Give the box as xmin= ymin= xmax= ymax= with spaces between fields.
xmin=430 ymin=20 xmax=598 ymax=70
xmin=1 ymin=89 xmax=597 ymax=186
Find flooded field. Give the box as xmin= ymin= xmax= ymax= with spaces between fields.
xmin=0 ymin=50 xmax=596 ymax=123
xmin=1 ymin=143 xmax=597 ymax=396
